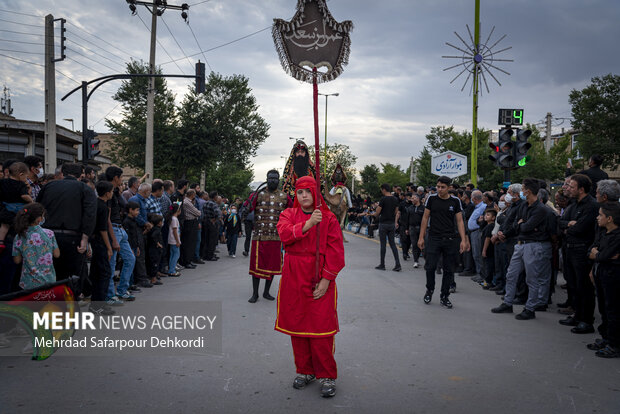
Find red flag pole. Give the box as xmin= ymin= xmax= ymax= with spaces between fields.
xmin=312 ymin=67 xmax=321 ymax=286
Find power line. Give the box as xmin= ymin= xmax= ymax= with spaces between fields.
xmin=0 ymin=37 xmax=45 ymax=46
xmin=189 ymin=0 xmax=214 ymax=6
xmin=67 ymin=38 xmax=126 ymax=70
xmin=0 ymin=47 xmax=44 ymax=55
xmin=0 ymin=17 xmax=41 ymax=29
xmin=0 ymin=28 xmax=46 ymax=37
xmin=0 ymin=8 xmax=43 ymax=19
xmin=160 ymin=15 xmax=195 ymax=72
xmin=135 ymin=11 xmax=186 ymax=75
xmin=67 ymin=46 xmax=123 ymax=73
xmin=67 ymin=23 xmax=137 ymax=61
xmin=67 ymin=56 xmax=107 ymax=76
xmin=159 ymin=26 xmax=271 ymax=66
xmin=0 ymin=52 xmax=43 ymax=67
xmin=187 ymin=21 xmax=213 ymax=72
xmin=66 ymin=29 xmax=129 ymax=64
xmin=92 ymin=102 xmax=121 ymax=127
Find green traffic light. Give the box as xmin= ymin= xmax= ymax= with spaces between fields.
xmin=513 ymin=110 xmax=523 ymax=124
xmin=518 ymin=155 xmax=531 ymax=167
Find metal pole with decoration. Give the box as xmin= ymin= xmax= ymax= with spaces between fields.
xmin=272 ymin=0 xmax=352 ymax=285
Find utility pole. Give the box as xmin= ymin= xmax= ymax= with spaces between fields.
xmin=545 ymin=112 xmax=552 ymax=153
xmin=409 ymin=156 xmax=415 ymax=183
xmin=44 ymin=14 xmax=57 ymax=173
xmin=126 ymin=0 xmax=189 ymax=183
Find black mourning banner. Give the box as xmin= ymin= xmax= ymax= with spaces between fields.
xmin=273 ymin=0 xmax=353 ymax=84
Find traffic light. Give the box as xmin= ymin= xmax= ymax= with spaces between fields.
xmin=514 ymin=128 xmax=532 ymax=167
xmin=86 ymin=129 xmax=100 ymax=160
xmin=489 ymin=127 xmax=514 ymax=169
xmin=195 ymin=61 xmax=205 ymax=94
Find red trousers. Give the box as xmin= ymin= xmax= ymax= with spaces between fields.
xmin=291 ymin=336 xmax=337 ymax=379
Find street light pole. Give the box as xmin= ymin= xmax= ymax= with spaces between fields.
xmin=318 ymin=92 xmax=339 ymax=176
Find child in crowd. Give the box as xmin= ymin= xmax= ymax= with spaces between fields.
xmin=0 ymin=162 xmax=33 ymax=253
xmin=589 ymin=202 xmax=620 ymax=358
xmin=90 ymin=181 xmax=115 ymax=313
xmin=12 ymin=202 xmax=59 ymax=289
xmin=166 ymin=203 xmax=181 ymax=277
xmin=481 ymin=208 xmax=497 ymax=289
xmin=146 ymin=213 xmax=164 ymax=286
xmin=123 ymin=201 xmax=141 ymax=290
xmin=225 ymin=205 xmax=242 ymax=257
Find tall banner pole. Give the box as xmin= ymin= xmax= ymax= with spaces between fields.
xmin=313 ymin=67 xmax=321 ymax=285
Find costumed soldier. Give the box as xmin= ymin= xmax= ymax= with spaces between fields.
xmin=275 ymin=175 xmax=345 ymax=398
xmin=248 ymin=169 xmax=292 ymax=303
xmin=329 ymin=164 xmax=353 ymax=209
xmin=282 ymin=140 xmax=316 ymax=198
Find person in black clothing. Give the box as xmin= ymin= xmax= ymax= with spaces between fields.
xmin=587 ymin=202 xmax=620 ymax=358
xmin=37 ymin=163 xmax=96 ymax=297
xmin=170 ymin=179 xmax=188 ymax=203
xmin=481 ymin=209 xmax=497 ymax=287
xmin=492 ymin=178 xmax=552 ymax=320
xmin=558 ymin=174 xmax=599 ymax=334
xmin=398 ymin=193 xmax=411 ymax=261
xmin=405 ymin=194 xmax=424 ymax=268
xmin=459 ymin=190 xmax=476 ymax=276
xmin=89 ymin=181 xmax=115 ymax=315
xmin=418 ymin=176 xmax=469 ymax=308
xmin=146 ymin=213 xmax=164 ymax=286
xmin=373 ymin=183 xmax=401 ymax=271
xmin=566 ymin=154 xmax=609 ymax=197
xmin=495 ymin=184 xmax=524 ymax=297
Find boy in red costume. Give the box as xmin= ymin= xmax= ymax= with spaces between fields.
xmin=275 ymin=175 xmax=345 ymax=398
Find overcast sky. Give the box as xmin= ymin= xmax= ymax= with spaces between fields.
xmin=1 ymin=0 xmax=618 ymax=180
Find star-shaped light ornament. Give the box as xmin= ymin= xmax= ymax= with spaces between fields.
xmin=272 ymin=0 xmax=353 ymax=84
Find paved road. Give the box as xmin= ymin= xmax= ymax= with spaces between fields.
xmin=1 ymin=231 xmax=619 ymax=414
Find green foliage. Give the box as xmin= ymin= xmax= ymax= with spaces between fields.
xmin=203 ymin=161 xmax=254 ymax=200
xmin=412 ymin=147 xmax=434 ymax=188
xmin=378 ymin=163 xmax=409 ymax=189
xmin=569 ymin=74 xmax=620 ymax=169
xmin=359 ymin=164 xmax=381 ymax=199
xmin=308 ymin=142 xmax=358 ymax=191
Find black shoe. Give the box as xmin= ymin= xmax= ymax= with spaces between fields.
xmin=512 ymin=298 xmax=526 ymax=305
xmin=403 ymin=255 xmax=409 ymax=261
xmin=319 ymin=378 xmax=336 ymax=398
xmin=471 ymin=275 xmax=483 ymax=283
xmin=489 ymin=285 xmax=503 ymax=292
xmin=458 ymin=271 xmax=475 ymax=277
xmin=440 ymin=296 xmax=453 ymax=309
xmin=206 ymin=257 xmax=219 ymax=262
xmin=556 ymin=301 xmax=570 ymax=309
xmin=515 ymin=309 xmax=536 ymax=320
xmin=185 ymin=263 xmax=197 ymax=269
xmin=571 ymin=322 xmax=595 ymax=334
xmin=587 ymin=338 xmax=608 ymax=351
xmin=129 ymin=285 xmax=141 ymax=292
xmin=595 ymin=345 xmax=620 ymax=359
xmin=423 ymin=290 xmax=433 ymax=304
xmin=375 ymin=265 xmax=386 ymax=270
xmin=152 ymin=280 xmax=163 ymax=286
xmin=495 ymin=290 xmax=506 ymax=295
xmin=139 ymin=281 xmax=154 ymax=288
xmin=263 ymin=292 xmax=275 ymax=301
xmin=192 ymin=259 xmax=205 ymax=265
xmin=292 ymin=374 xmax=315 ymax=389
xmin=88 ymin=304 xmax=115 ymax=315
xmin=248 ymin=294 xmax=258 ymax=303
xmin=392 ymin=265 xmax=401 ymax=272
xmin=242 ymin=251 xmax=249 ymax=257
xmin=534 ymin=305 xmax=548 ymax=312
xmin=559 ymin=316 xmax=578 ymax=326
xmin=491 ymin=303 xmax=513 ymax=314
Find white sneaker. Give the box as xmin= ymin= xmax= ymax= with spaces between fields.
xmin=21 ymin=341 xmax=33 ymax=354
xmin=232 ymin=254 xmax=236 ymax=258
xmin=6 ymin=326 xmax=29 ymax=338
xmin=413 ymin=262 xmax=419 ymax=268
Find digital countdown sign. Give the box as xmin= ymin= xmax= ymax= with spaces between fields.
xmin=498 ymin=108 xmax=524 ymax=126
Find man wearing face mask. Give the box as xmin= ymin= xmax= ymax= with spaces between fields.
xmin=248 ymin=170 xmax=293 ymax=303
xmin=489 ymin=194 xmax=510 ymax=292
xmin=492 ymin=178 xmax=552 ymax=320
xmin=24 ymin=156 xmax=43 ymax=200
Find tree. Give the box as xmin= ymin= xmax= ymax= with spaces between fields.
xmin=359 ymin=164 xmax=381 ymax=199
xmin=308 ymin=142 xmax=358 ymax=190
xmin=569 ymin=74 xmax=620 ymax=169
xmin=377 ymin=163 xmax=409 ymax=189
xmin=203 ymin=161 xmax=254 ymax=200
xmin=411 ymin=147 xmax=434 ymax=188
xmin=106 ymin=59 xmax=178 ymax=176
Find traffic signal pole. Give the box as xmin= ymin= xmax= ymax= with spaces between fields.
xmin=81 ymin=81 xmax=88 ymax=165
xmin=471 ymin=0 xmax=480 ymax=186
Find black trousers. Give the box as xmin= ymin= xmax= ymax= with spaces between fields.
xmin=424 ymin=236 xmax=458 ymax=297
xmin=408 ymin=225 xmax=421 ymax=262
xmin=597 ymin=265 xmax=620 ymax=347
xmin=379 ymin=223 xmax=400 ymax=267
xmin=244 ymin=220 xmax=253 ymax=253
xmin=133 ymin=231 xmax=148 ymax=283
xmin=399 ymin=224 xmax=410 ymax=258
xmin=567 ymin=245 xmax=595 ymax=325
xmin=202 ymin=219 xmax=218 ymax=260
xmin=561 ymin=245 xmax=576 ymax=307
xmin=89 ymin=239 xmax=111 ymax=302
xmin=53 ymin=232 xmax=86 ymax=296
xmin=181 ymin=219 xmax=199 ymax=265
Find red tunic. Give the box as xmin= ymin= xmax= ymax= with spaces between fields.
xmin=275 ymin=207 xmax=345 ymax=338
